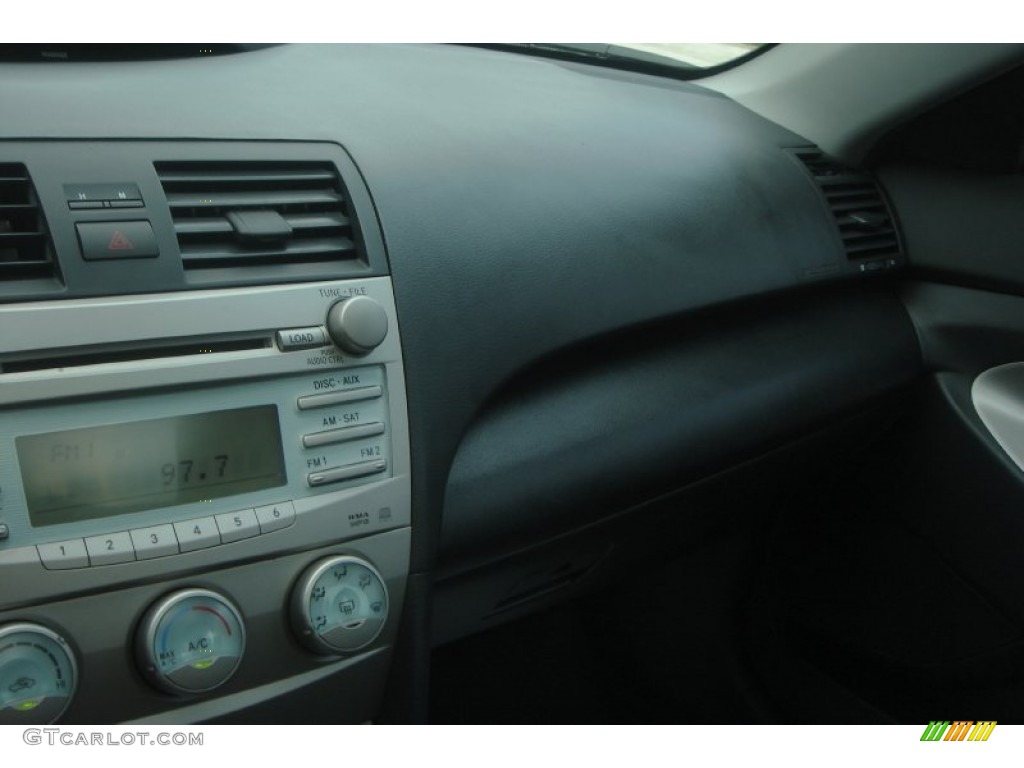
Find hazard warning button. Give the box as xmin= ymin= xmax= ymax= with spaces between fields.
xmin=76 ymin=221 xmax=159 ymax=261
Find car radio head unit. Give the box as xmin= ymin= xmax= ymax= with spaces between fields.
xmin=1 ymin=357 xmax=397 ymax=557
xmin=0 ymin=277 xmax=407 ymax=575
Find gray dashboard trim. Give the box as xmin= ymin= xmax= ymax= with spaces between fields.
xmin=125 ymin=647 xmax=388 ymax=725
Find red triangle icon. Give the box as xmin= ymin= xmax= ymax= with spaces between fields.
xmin=108 ymin=230 xmax=134 ymax=250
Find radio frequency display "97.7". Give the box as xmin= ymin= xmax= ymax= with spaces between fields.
xmin=15 ymin=406 xmax=287 ymax=527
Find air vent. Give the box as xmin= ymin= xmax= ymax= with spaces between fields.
xmin=155 ymin=161 xmax=362 ymax=273
xmin=794 ymin=149 xmax=901 ymax=262
xmin=0 ymin=164 xmax=57 ymax=281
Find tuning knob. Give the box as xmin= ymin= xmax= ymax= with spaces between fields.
xmin=325 ymin=296 xmax=389 ymax=355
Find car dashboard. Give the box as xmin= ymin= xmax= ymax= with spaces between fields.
xmin=2 ymin=43 xmax=1023 ymax=725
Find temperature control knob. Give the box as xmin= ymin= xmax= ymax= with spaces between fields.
xmin=325 ymin=296 xmax=389 ymax=355
xmin=291 ymin=555 xmax=388 ymax=655
xmin=0 ymin=623 xmax=77 ymax=724
xmin=137 ymin=589 xmax=246 ymax=695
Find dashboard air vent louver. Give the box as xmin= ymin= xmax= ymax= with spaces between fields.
xmin=794 ymin=149 xmax=901 ymax=262
xmin=0 ymin=164 xmax=56 ymax=281
xmin=155 ymin=161 xmax=362 ymax=272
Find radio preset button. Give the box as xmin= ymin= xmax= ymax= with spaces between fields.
xmin=215 ymin=509 xmax=260 ymax=544
xmin=277 ymin=327 xmax=327 ymax=351
xmin=308 ymin=458 xmax=388 ymax=488
xmin=255 ymin=501 xmax=296 ymax=534
xmin=174 ymin=517 xmax=222 ymax=553
xmin=84 ymin=532 xmax=136 ymax=566
xmin=37 ymin=539 xmax=89 ymax=570
xmin=130 ymin=525 xmax=180 ymax=560
xmin=302 ymin=421 xmax=386 ymax=449
xmin=296 ymin=385 xmax=383 ymax=411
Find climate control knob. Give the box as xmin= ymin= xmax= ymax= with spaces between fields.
xmin=291 ymin=555 xmax=388 ymax=655
xmin=325 ymin=296 xmax=389 ymax=355
xmin=137 ymin=589 xmax=246 ymax=695
xmin=0 ymin=623 xmax=77 ymax=724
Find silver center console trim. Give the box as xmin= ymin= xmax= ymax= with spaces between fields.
xmin=0 ymin=276 xmax=411 ymax=724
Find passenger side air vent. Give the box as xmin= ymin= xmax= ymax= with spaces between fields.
xmin=794 ymin=149 xmax=902 ymax=263
xmin=0 ymin=164 xmax=57 ymax=282
xmin=155 ymin=161 xmax=363 ymax=275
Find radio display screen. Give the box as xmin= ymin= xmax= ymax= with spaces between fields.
xmin=16 ymin=406 xmax=287 ymax=527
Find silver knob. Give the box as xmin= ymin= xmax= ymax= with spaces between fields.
xmin=136 ymin=589 xmax=246 ymax=695
xmin=291 ymin=555 xmax=389 ymax=655
xmin=325 ymin=296 xmax=389 ymax=355
xmin=0 ymin=623 xmax=77 ymax=724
